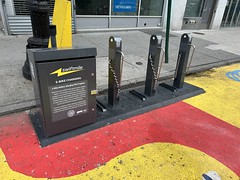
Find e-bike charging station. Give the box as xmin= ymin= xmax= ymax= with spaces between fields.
xmin=28 ymin=47 xmax=97 ymax=138
xmin=29 ymin=34 xmax=204 ymax=147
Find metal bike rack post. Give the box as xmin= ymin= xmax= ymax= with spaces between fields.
xmin=49 ymin=25 xmax=57 ymax=48
xmin=108 ymin=36 xmax=123 ymax=106
xmin=173 ymin=33 xmax=192 ymax=89
xmin=144 ymin=35 xmax=162 ymax=96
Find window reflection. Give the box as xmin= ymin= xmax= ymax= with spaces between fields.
xmin=76 ymin=0 xmax=109 ymax=15
xmin=111 ymin=0 xmax=139 ymax=16
xmin=75 ymin=0 xmax=165 ymax=17
xmin=184 ymin=0 xmax=204 ymax=17
xmin=140 ymin=0 xmax=164 ymax=16
xmin=221 ymin=0 xmax=240 ymax=27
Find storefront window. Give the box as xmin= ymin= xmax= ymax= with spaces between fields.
xmin=184 ymin=0 xmax=204 ymax=17
xmin=140 ymin=0 xmax=164 ymax=16
xmin=111 ymin=0 xmax=139 ymax=16
xmin=13 ymin=0 xmax=55 ymax=15
xmin=229 ymin=0 xmax=239 ymax=26
xmin=76 ymin=0 xmax=109 ymax=15
xmin=222 ymin=0 xmax=240 ymax=27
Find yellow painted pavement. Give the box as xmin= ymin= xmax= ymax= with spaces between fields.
xmin=185 ymin=63 xmax=240 ymax=128
xmin=1 ymin=64 xmax=240 ymax=179
xmin=1 ymin=143 xmax=238 ymax=180
xmin=49 ymin=0 xmax=72 ymax=48
xmin=0 ymin=149 xmax=44 ymax=180
xmin=73 ymin=143 xmax=238 ymax=180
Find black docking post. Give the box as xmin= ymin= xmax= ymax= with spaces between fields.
xmin=159 ymin=33 xmax=193 ymax=91
xmin=108 ymin=36 xmax=123 ymax=106
xmin=173 ymin=33 xmax=192 ymax=89
xmin=22 ymin=0 xmax=50 ymax=80
xmin=144 ymin=35 xmax=162 ymax=96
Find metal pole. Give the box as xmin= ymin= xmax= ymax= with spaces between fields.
xmin=165 ymin=0 xmax=172 ymax=63
xmin=49 ymin=25 xmax=57 ymax=48
xmin=236 ymin=8 xmax=240 ymax=26
xmin=0 ymin=0 xmax=10 ymax=35
xmin=230 ymin=0 xmax=239 ymax=26
xmin=22 ymin=0 xmax=50 ymax=80
xmin=71 ymin=0 xmax=77 ymax=33
xmin=137 ymin=0 xmax=142 ymax=27
xmin=108 ymin=0 xmax=112 ymax=28
xmin=224 ymin=0 xmax=233 ymax=27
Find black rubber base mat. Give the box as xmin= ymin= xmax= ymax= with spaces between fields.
xmin=29 ymin=80 xmax=205 ymax=147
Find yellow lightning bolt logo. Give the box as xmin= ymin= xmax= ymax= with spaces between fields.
xmin=50 ymin=68 xmax=81 ymax=77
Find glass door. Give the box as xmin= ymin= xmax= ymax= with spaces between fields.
xmin=110 ymin=0 xmax=139 ymax=28
xmin=222 ymin=0 xmax=240 ymax=27
xmin=198 ymin=0 xmax=215 ymax=29
xmin=75 ymin=0 xmax=110 ymax=29
xmin=138 ymin=0 xmax=164 ymax=27
xmin=182 ymin=0 xmax=205 ymax=30
xmin=182 ymin=0 xmax=216 ymax=30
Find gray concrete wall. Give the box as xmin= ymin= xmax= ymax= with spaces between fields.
xmin=210 ymin=0 xmax=228 ymax=29
xmin=0 ymin=0 xmax=7 ymax=35
xmin=5 ymin=0 xmax=14 ymax=15
xmin=171 ymin=0 xmax=188 ymax=31
xmin=0 ymin=10 xmax=2 ymax=25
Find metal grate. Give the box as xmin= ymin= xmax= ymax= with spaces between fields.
xmin=8 ymin=16 xmax=76 ymax=34
xmin=13 ymin=0 xmax=55 ymax=15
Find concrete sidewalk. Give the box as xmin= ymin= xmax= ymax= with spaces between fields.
xmin=0 ymin=28 xmax=240 ymax=115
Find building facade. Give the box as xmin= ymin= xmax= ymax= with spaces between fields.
xmin=0 ymin=0 xmax=239 ymax=35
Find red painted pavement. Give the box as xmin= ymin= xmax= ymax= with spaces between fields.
xmin=0 ymin=102 xmax=239 ymax=178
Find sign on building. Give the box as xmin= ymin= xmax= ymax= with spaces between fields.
xmin=113 ymin=0 xmax=137 ymax=12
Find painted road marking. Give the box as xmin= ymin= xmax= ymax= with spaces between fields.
xmin=68 ymin=143 xmax=238 ymax=180
xmin=0 ymin=102 xmax=239 ymax=178
xmin=0 ymin=149 xmax=43 ymax=180
xmin=0 ymin=64 xmax=240 ymax=179
xmin=0 ymin=143 xmax=238 ymax=180
xmin=226 ymin=70 xmax=240 ymax=82
xmin=185 ymin=63 xmax=240 ymax=128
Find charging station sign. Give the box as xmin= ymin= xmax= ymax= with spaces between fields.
xmin=28 ymin=47 xmax=97 ymax=137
